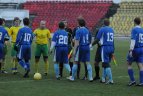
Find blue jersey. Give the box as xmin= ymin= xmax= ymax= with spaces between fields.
xmin=16 ymin=26 xmax=33 ymax=45
xmin=75 ymin=27 xmax=91 ymax=46
xmin=131 ymin=26 xmax=143 ymax=48
xmin=0 ymin=26 xmax=9 ymax=44
xmin=96 ymin=26 xmax=114 ymax=46
xmin=52 ymin=29 xmax=68 ymax=47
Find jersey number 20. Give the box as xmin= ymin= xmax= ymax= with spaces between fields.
xmin=59 ymin=35 xmax=68 ymax=44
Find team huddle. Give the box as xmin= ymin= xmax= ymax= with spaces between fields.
xmin=0 ymin=16 xmax=143 ymax=86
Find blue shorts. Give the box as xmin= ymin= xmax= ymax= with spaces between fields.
xmin=17 ymin=45 xmax=31 ymax=60
xmin=0 ymin=44 xmax=4 ymax=59
xmin=54 ymin=46 xmax=68 ymax=63
xmin=101 ymin=46 xmax=114 ymax=63
xmin=127 ymin=47 xmax=143 ymax=63
xmin=74 ymin=45 xmax=90 ymax=62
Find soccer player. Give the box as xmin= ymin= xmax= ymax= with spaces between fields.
xmin=92 ymin=19 xmax=114 ymax=84
xmin=9 ymin=17 xmax=22 ymax=74
xmin=15 ymin=18 xmax=33 ymax=78
xmin=1 ymin=18 xmax=10 ymax=73
xmin=127 ymin=17 xmax=143 ymax=86
xmin=69 ymin=19 xmax=93 ymax=82
xmin=34 ymin=20 xmax=51 ymax=75
xmin=50 ymin=22 xmax=71 ymax=80
xmin=59 ymin=20 xmax=73 ymax=77
xmin=72 ymin=18 xmax=88 ymax=80
xmin=0 ymin=18 xmax=9 ymax=73
xmin=93 ymin=28 xmax=101 ymax=80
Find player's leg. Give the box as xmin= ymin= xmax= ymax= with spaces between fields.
xmin=35 ymin=44 xmax=41 ymax=73
xmin=11 ymin=43 xmax=18 ymax=74
xmin=127 ymin=53 xmax=136 ymax=86
xmin=70 ymin=47 xmax=79 ymax=81
xmin=42 ymin=44 xmax=49 ymax=75
xmin=77 ymin=62 xmax=80 ymax=79
xmin=136 ymin=63 xmax=143 ymax=86
xmin=54 ymin=47 xmax=61 ymax=79
xmin=94 ymin=47 xmax=101 ymax=80
xmin=59 ymin=62 xmax=63 ymax=77
xmin=1 ymin=44 xmax=8 ymax=73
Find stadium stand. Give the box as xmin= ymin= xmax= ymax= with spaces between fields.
xmin=23 ymin=0 xmax=113 ymax=32
xmin=109 ymin=1 xmax=143 ymax=36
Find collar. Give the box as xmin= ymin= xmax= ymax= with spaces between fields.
xmin=135 ymin=25 xmax=141 ymax=28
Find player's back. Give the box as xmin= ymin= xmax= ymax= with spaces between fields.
xmin=132 ymin=26 xmax=143 ymax=47
xmin=76 ymin=27 xmax=90 ymax=46
xmin=0 ymin=26 xmax=8 ymax=44
xmin=53 ymin=29 xmax=68 ymax=47
xmin=16 ymin=26 xmax=33 ymax=45
xmin=98 ymin=26 xmax=114 ymax=46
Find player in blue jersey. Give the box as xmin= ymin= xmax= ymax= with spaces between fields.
xmin=50 ymin=22 xmax=71 ymax=80
xmin=15 ymin=18 xmax=33 ymax=78
xmin=0 ymin=18 xmax=9 ymax=71
xmin=92 ymin=19 xmax=114 ymax=84
xmin=69 ymin=19 xmax=93 ymax=82
xmin=127 ymin=17 xmax=143 ymax=86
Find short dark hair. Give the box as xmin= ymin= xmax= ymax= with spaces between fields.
xmin=59 ymin=22 xmax=65 ymax=29
xmin=0 ymin=18 xmax=3 ymax=25
xmin=78 ymin=19 xmax=86 ymax=27
xmin=14 ymin=17 xmax=20 ymax=21
xmin=134 ymin=17 xmax=141 ymax=25
xmin=23 ymin=18 xmax=30 ymax=26
xmin=104 ymin=19 xmax=110 ymax=26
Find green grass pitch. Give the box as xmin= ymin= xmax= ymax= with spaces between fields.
xmin=0 ymin=38 xmax=143 ymax=96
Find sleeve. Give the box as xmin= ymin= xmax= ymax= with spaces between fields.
xmin=52 ymin=32 xmax=57 ymax=42
xmin=131 ymin=28 xmax=136 ymax=40
xmin=72 ymin=28 xmax=76 ymax=38
xmin=96 ymin=28 xmax=103 ymax=40
xmin=47 ymin=29 xmax=51 ymax=39
xmin=75 ymin=30 xmax=80 ymax=40
xmin=16 ymin=29 xmax=23 ymax=45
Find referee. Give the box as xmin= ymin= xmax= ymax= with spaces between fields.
xmin=93 ymin=28 xmax=101 ymax=80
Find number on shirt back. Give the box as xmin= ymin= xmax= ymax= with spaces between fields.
xmin=59 ymin=35 xmax=68 ymax=44
xmin=83 ymin=34 xmax=89 ymax=43
xmin=0 ymin=32 xmax=2 ymax=40
xmin=107 ymin=32 xmax=113 ymax=42
xmin=139 ymin=33 xmax=143 ymax=43
xmin=24 ymin=33 xmax=31 ymax=42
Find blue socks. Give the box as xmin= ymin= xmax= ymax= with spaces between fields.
xmin=139 ymin=70 xmax=143 ymax=83
xmin=87 ymin=64 xmax=93 ymax=80
xmin=54 ymin=64 xmax=59 ymax=78
xmin=64 ymin=64 xmax=71 ymax=73
xmin=128 ymin=69 xmax=135 ymax=82
xmin=102 ymin=68 xmax=106 ymax=81
xmin=105 ymin=67 xmax=113 ymax=82
xmin=18 ymin=60 xmax=27 ymax=69
xmin=71 ymin=64 xmax=78 ymax=80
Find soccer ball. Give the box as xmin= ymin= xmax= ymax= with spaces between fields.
xmin=34 ymin=73 xmax=42 ymax=80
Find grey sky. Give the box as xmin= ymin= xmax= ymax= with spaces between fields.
xmin=113 ymin=0 xmax=121 ymax=3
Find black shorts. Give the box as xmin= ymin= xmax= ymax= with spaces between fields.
xmin=95 ymin=46 xmax=101 ymax=62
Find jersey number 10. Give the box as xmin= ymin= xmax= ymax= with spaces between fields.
xmin=24 ymin=33 xmax=31 ymax=42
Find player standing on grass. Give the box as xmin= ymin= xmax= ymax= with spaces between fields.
xmin=59 ymin=20 xmax=73 ymax=77
xmin=50 ymin=22 xmax=71 ymax=80
xmin=15 ymin=18 xmax=33 ymax=78
xmin=127 ymin=17 xmax=143 ymax=86
xmin=0 ymin=18 xmax=9 ymax=73
xmin=92 ymin=19 xmax=114 ymax=84
xmin=69 ymin=19 xmax=93 ymax=82
xmin=9 ymin=17 xmax=22 ymax=74
xmin=93 ymin=28 xmax=102 ymax=81
xmin=34 ymin=20 xmax=51 ymax=76
xmin=1 ymin=18 xmax=10 ymax=74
